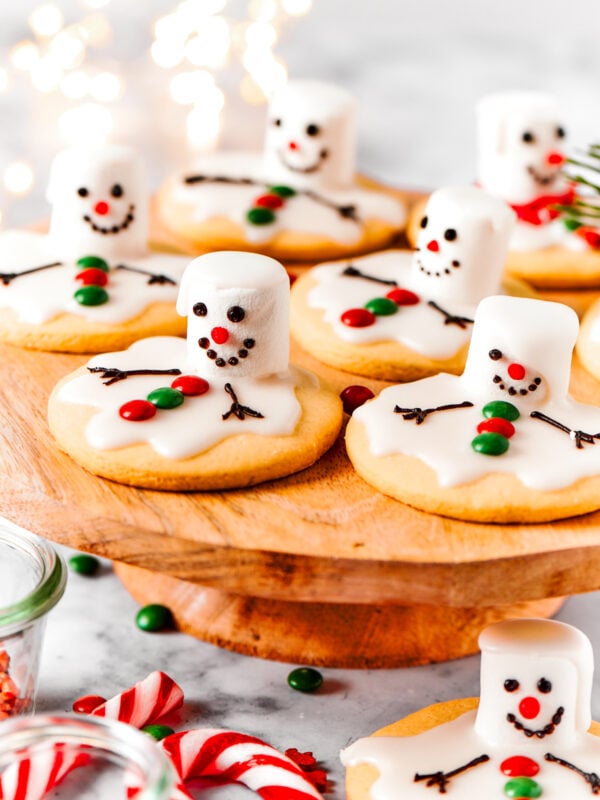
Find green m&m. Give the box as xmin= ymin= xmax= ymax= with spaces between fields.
xmin=142 ymin=724 xmax=175 ymax=741
xmin=68 ymin=553 xmax=101 ymax=576
xmin=247 ymin=207 xmax=276 ymax=226
xmin=482 ymin=401 xmax=520 ymax=422
xmin=135 ymin=604 xmax=173 ymax=632
xmin=287 ymin=667 xmax=323 ymax=693
xmin=503 ymin=776 xmax=542 ymax=798
xmin=268 ymin=185 xmax=296 ymax=198
xmin=147 ymin=387 xmax=185 ymax=410
xmin=76 ymin=255 xmax=110 ymax=272
xmin=364 ymin=297 xmax=398 ymax=316
xmin=74 ymin=285 xmax=109 ymax=306
xmin=471 ymin=431 xmax=510 ymax=456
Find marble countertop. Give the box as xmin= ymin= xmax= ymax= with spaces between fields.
xmin=3 ymin=2 xmax=600 ymax=798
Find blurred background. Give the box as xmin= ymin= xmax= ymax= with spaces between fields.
xmin=0 ymin=0 xmax=599 ymax=226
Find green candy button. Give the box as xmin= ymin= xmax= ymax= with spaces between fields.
xmin=564 ymin=218 xmax=582 ymax=231
xmin=268 ymin=185 xmax=296 ymax=198
xmin=364 ymin=297 xmax=398 ymax=316
xmin=74 ymin=285 xmax=109 ymax=306
xmin=247 ymin=207 xmax=276 ymax=225
xmin=287 ymin=667 xmax=323 ymax=693
xmin=504 ymin=777 xmax=542 ymax=798
xmin=76 ymin=255 xmax=110 ymax=272
xmin=147 ymin=387 xmax=185 ymax=409
xmin=142 ymin=724 xmax=174 ymax=741
xmin=471 ymin=432 xmax=509 ymax=456
xmin=135 ymin=604 xmax=173 ymax=632
xmin=482 ymin=401 xmax=520 ymax=422
xmin=68 ymin=553 xmax=100 ymax=576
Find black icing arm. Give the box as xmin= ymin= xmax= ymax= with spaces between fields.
xmin=427 ymin=300 xmax=474 ymax=329
xmin=88 ymin=367 xmax=182 ymax=386
xmin=341 ymin=264 xmax=398 ymax=286
xmin=530 ymin=410 xmax=600 ymax=449
xmin=545 ymin=753 xmax=600 ymax=793
xmin=414 ymin=755 xmax=490 ymax=793
xmin=0 ymin=261 xmax=62 ymax=285
xmin=114 ymin=263 xmax=177 ymax=286
xmin=222 ymin=383 xmax=264 ymax=421
xmin=394 ymin=401 xmax=474 ymax=425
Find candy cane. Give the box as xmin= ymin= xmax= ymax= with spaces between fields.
xmin=91 ymin=670 xmax=183 ymax=727
xmin=0 ymin=741 xmax=90 ymax=800
xmin=160 ymin=729 xmax=325 ymax=800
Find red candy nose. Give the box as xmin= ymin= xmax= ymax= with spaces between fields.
xmin=519 ymin=696 xmax=540 ymax=719
xmin=288 ymin=141 xmax=299 ymax=151
xmin=546 ymin=151 xmax=565 ymax=166
xmin=507 ymin=362 xmax=526 ymax=381
xmin=94 ymin=201 xmax=110 ymax=216
xmin=211 ymin=326 xmax=229 ymax=344
xmin=426 ymin=240 xmax=440 ymax=252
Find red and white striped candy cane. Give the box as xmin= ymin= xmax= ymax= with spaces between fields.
xmin=0 ymin=741 xmax=90 ymax=800
xmin=160 ymin=729 xmax=325 ymax=800
xmin=91 ymin=670 xmax=183 ymax=727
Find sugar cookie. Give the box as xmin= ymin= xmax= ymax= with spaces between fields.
xmin=155 ymin=80 xmax=406 ymax=262
xmin=48 ymin=252 xmax=342 ymax=490
xmin=343 ymin=618 xmax=600 ymax=800
xmin=346 ymin=295 xmax=600 ymax=522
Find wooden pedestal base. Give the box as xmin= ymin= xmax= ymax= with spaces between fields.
xmin=115 ymin=563 xmax=564 ymax=668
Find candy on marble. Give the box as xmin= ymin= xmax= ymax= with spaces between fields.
xmin=135 ymin=604 xmax=174 ymax=632
xmin=287 ymin=667 xmax=323 ymax=693
xmin=72 ymin=693 xmax=106 ymax=713
xmin=142 ymin=724 xmax=175 ymax=741
xmin=68 ymin=553 xmax=100 ymax=576
xmin=91 ymin=670 xmax=183 ymax=727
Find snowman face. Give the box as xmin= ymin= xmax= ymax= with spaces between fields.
xmin=177 ymin=251 xmax=290 ymax=380
xmin=477 ymin=93 xmax=567 ymax=203
xmin=47 ymin=145 xmax=148 ymax=260
xmin=262 ymin=80 xmax=357 ymax=190
xmin=484 ymin=345 xmax=546 ymax=403
xmin=477 ymin=652 xmax=577 ymax=747
xmin=411 ymin=187 xmax=513 ymax=305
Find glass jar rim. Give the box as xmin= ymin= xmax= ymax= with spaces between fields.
xmin=0 ymin=713 xmax=176 ymax=800
xmin=0 ymin=523 xmax=67 ymax=635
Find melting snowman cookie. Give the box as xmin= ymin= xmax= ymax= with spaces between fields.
xmin=343 ymin=618 xmax=600 ymax=800
xmin=155 ymin=79 xmax=406 ymax=262
xmin=477 ymin=91 xmax=600 ymax=289
xmin=48 ymin=251 xmax=343 ymax=491
xmin=0 ymin=145 xmax=191 ymax=353
xmin=346 ymin=295 xmax=600 ymax=522
xmin=290 ymin=186 xmax=517 ymax=381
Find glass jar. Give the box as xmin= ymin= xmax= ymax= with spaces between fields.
xmin=0 ymin=523 xmax=66 ymax=719
xmin=0 ymin=714 xmax=176 ymax=799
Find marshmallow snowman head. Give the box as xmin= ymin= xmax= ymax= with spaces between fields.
xmin=411 ymin=187 xmax=514 ymax=305
xmin=462 ymin=296 xmax=578 ymax=406
xmin=47 ymin=145 xmax=148 ymax=260
xmin=477 ymin=91 xmax=568 ymax=204
xmin=475 ymin=619 xmax=593 ymax=749
xmin=176 ymin=251 xmax=290 ymax=380
xmin=262 ymin=79 xmax=358 ymax=191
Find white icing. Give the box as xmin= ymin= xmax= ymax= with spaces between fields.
xmin=262 ymin=79 xmax=358 ymax=190
xmin=352 ymin=295 xmax=600 ymax=491
xmin=477 ymin=91 xmax=568 ymax=204
xmin=0 ymin=230 xmax=187 ymax=325
xmin=306 ymin=187 xmax=512 ymax=360
xmin=177 ymin=252 xmax=289 ymax=379
xmin=47 ymin=145 xmax=148 ymax=260
xmin=510 ymin=218 xmax=579 ymax=251
xmin=341 ymin=619 xmax=600 ymax=799
xmin=56 ymin=336 xmax=309 ymax=459
xmin=167 ymin=151 xmax=405 ymax=245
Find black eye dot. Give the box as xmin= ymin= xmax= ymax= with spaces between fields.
xmin=110 ymin=183 xmax=123 ymax=198
xmin=522 ymin=131 xmax=535 ymax=144
xmin=504 ymin=679 xmax=520 ymax=692
xmin=273 ymin=118 xmax=282 ymax=127
xmin=556 ymin=126 xmax=566 ymax=139
xmin=227 ymin=305 xmax=245 ymax=323
xmin=77 ymin=187 xmax=89 ymax=198
xmin=306 ymin=123 xmax=320 ymax=136
xmin=489 ymin=349 xmax=502 ymax=361
xmin=444 ymin=228 xmax=457 ymax=242
xmin=193 ymin=302 xmax=207 ymax=317
xmin=538 ymin=678 xmax=552 ymax=694
xmin=420 ymin=216 xmax=428 ymax=229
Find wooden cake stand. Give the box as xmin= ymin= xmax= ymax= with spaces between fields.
xmin=2 ymin=333 xmax=600 ymax=668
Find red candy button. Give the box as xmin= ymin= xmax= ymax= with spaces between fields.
xmin=171 ymin=375 xmax=210 ymax=396
xmin=340 ymin=385 xmax=375 ymax=414
xmin=75 ymin=268 xmax=109 ymax=287
xmin=256 ymin=194 xmax=285 ymax=209
xmin=507 ymin=363 xmax=526 ymax=381
xmin=500 ymin=755 xmax=540 ymax=778
xmin=386 ymin=288 xmax=419 ymax=306
xmin=477 ymin=417 xmax=515 ymax=438
xmin=519 ymin=696 xmax=540 ymax=719
xmin=583 ymin=229 xmax=600 ymax=249
xmin=72 ymin=694 xmax=107 ymax=714
xmin=119 ymin=399 xmax=157 ymax=421
xmin=340 ymin=308 xmax=376 ymax=328
xmin=211 ymin=326 xmax=229 ymax=344
xmin=94 ymin=201 xmax=110 ymax=216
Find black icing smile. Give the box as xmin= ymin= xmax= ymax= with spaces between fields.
xmin=277 ymin=148 xmax=328 ymax=175
xmin=492 ymin=373 xmax=542 ymax=397
xmin=198 ymin=337 xmax=255 ymax=368
xmin=415 ymin=256 xmax=461 ymax=278
xmin=83 ymin=204 xmax=136 ymax=235
xmin=527 ymin=165 xmax=560 ymax=187
xmin=507 ymin=706 xmax=564 ymax=739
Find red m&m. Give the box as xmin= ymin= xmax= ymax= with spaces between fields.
xmin=171 ymin=375 xmax=210 ymax=396
xmin=341 ymin=308 xmax=376 ymax=328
